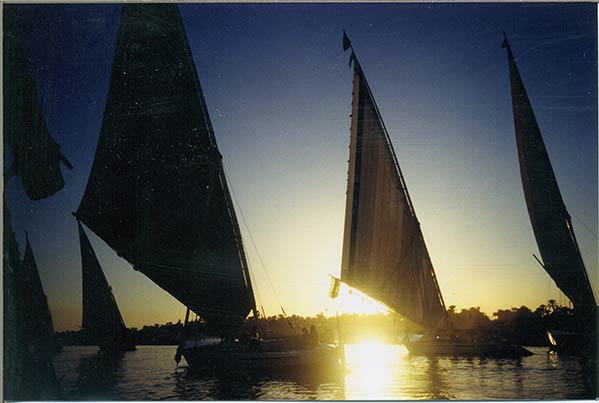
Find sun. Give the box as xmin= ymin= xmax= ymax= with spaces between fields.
xmin=328 ymin=283 xmax=390 ymax=316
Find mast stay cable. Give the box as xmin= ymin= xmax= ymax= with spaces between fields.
xmin=223 ymin=168 xmax=292 ymax=326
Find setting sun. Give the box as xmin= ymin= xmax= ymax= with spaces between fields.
xmin=328 ymin=283 xmax=391 ymax=316
xmin=4 ymin=2 xmax=597 ymax=401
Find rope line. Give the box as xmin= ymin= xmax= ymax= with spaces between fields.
xmin=223 ymin=168 xmax=288 ymax=318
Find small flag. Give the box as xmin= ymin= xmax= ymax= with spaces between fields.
xmin=343 ymin=30 xmax=352 ymax=51
xmin=329 ymin=276 xmax=341 ymax=299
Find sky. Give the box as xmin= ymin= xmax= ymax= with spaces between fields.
xmin=5 ymin=3 xmax=597 ymax=332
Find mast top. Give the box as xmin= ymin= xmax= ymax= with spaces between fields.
xmin=343 ymin=30 xmax=353 ymax=51
xmin=343 ymin=30 xmax=357 ymax=67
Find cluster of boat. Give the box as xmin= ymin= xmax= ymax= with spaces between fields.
xmin=4 ymin=4 xmax=597 ymax=399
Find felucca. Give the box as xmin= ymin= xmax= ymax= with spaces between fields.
xmin=330 ymin=32 xmax=532 ymax=357
xmin=75 ymin=3 xmax=340 ymax=373
xmin=502 ymin=33 xmax=598 ymax=355
xmin=4 ymin=5 xmax=71 ymax=398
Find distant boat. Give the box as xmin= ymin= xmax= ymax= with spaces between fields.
xmin=332 ymin=32 xmax=531 ymax=358
xmin=502 ymin=33 xmax=598 ymax=354
xmin=77 ymin=221 xmax=136 ymax=352
xmin=75 ymin=3 xmax=340 ymax=373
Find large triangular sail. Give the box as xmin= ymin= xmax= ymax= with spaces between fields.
xmin=77 ymin=221 xmax=129 ymax=347
xmin=502 ymin=34 xmax=596 ymax=310
xmin=19 ymin=236 xmax=56 ymax=354
xmin=75 ymin=4 xmax=255 ymax=328
xmin=340 ymin=34 xmax=446 ymax=329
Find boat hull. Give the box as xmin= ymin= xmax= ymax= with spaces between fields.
xmin=404 ymin=336 xmax=533 ymax=357
xmin=547 ymin=309 xmax=598 ymax=355
xmin=547 ymin=329 xmax=597 ymax=356
xmin=182 ymin=339 xmax=343 ymax=375
xmin=98 ymin=337 xmax=137 ymax=353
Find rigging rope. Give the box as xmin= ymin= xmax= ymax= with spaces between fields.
xmin=223 ymin=168 xmax=290 ymax=321
xmin=567 ymin=207 xmax=598 ymax=239
xmin=247 ymin=258 xmax=265 ymax=316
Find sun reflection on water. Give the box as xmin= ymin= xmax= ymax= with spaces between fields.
xmin=343 ymin=341 xmax=409 ymax=400
xmin=53 ymin=345 xmax=595 ymax=400
xmin=342 ymin=341 xmax=457 ymax=400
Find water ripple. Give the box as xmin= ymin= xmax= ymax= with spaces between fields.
xmin=52 ymin=344 xmax=596 ymax=400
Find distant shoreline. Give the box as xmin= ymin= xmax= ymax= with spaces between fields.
xmin=55 ymin=301 xmax=575 ymax=348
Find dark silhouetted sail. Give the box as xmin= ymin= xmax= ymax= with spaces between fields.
xmin=76 ymin=4 xmax=255 ymax=328
xmin=3 ymin=6 xmax=73 ymax=200
xmin=6 ymin=234 xmax=61 ymax=399
xmin=3 ymin=202 xmax=25 ymax=399
xmin=502 ymin=35 xmax=596 ymax=310
xmin=19 ymin=236 xmax=56 ymax=355
xmin=78 ymin=221 xmax=134 ymax=351
xmin=340 ymin=39 xmax=446 ymax=329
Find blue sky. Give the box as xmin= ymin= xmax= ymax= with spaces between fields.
xmin=5 ymin=3 xmax=597 ymax=330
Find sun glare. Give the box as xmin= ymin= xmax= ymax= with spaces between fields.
xmin=329 ymin=284 xmax=390 ymax=316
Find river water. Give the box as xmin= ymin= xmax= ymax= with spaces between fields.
xmin=53 ymin=344 xmax=596 ymax=400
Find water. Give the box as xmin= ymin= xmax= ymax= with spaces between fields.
xmin=53 ymin=344 xmax=597 ymax=400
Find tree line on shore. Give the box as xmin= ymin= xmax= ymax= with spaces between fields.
xmin=55 ymin=300 xmax=574 ymax=347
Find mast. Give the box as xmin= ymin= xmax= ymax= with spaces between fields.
xmin=75 ymin=4 xmax=256 ymax=330
xmin=502 ymin=33 xmax=596 ymax=310
xmin=339 ymin=32 xmax=446 ymax=329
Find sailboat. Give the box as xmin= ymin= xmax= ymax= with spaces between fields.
xmin=77 ymin=221 xmax=136 ymax=352
xmin=502 ymin=33 xmax=598 ymax=354
xmin=4 ymin=5 xmax=69 ymax=398
xmin=3 ymin=222 xmax=61 ymax=399
xmin=74 ymin=3 xmax=340 ymax=372
xmin=333 ymin=32 xmax=531 ymax=357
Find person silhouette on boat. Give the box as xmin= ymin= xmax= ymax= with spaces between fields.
xmin=249 ymin=326 xmax=262 ymax=351
xmin=239 ymin=326 xmax=262 ymax=351
xmin=251 ymin=326 xmax=260 ymax=340
xmin=299 ymin=327 xmax=310 ymax=349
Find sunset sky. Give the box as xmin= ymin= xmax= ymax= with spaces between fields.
xmin=5 ymin=3 xmax=597 ymax=331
